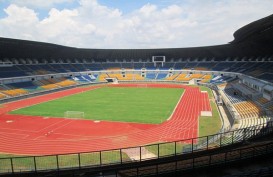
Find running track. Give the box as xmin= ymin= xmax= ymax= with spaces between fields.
xmin=0 ymin=84 xmax=211 ymax=155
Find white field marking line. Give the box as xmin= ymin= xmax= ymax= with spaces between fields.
xmin=8 ymin=87 xmax=102 ymax=131
xmin=167 ymin=89 xmax=185 ymax=121
xmin=0 ymin=132 xmax=29 ymax=138
xmin=37 ymin=119 xmax=67 ymax=132
xmin=32 ymin=126 xmax=152 ymax=142
xmin=9 ymin=86 xmax=101 ymax=111
xmin=0 ymin=127 xmax=37 ymax=133
xmin=159 ymin=88 xmax=187 ymax=140
xmin=0 ymin=115 xmax=65 ymax=133
xmin=33 ymin=136 xmax=45 ymax=140
xmin=48 ymin=125 xmax=153 ymax=141
xmin=197 ymin=116 xmax=200 ymax=138
xmin=41 ymin=119 xmax=74 ymax=134
xmin=48 ymin=127 xmax=139 ymax=140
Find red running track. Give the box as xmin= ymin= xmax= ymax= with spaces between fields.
xmin=0 ymin=84 xmax=211 ymax=155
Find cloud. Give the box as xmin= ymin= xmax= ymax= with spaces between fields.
xmin=0 ymin=4 xmax=39 ymax=40
xmin=0 ymin=0 xmax=272 ymax=49
xmin=1 ymin=0 xmax=75 ymax=9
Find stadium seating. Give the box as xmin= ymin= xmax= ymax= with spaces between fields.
xmin=165 ymin=74 xmax=179 ymax=80
xmin=75 ymin=74 xmax=97 ymax=82
xmin=7 ymin=81 xmax=43 ymax=92
xmin=101 ymin=63 xmax=121 ymax=70
xmin=233 ymin=101 xmax=264 ymax=119
xmin=1 ymin=89 xmax=28 ymax=96
xmin=175 ymin=74 xmax=188 ymax=81
xmin=56 ymin=79 xmax=77 ymax=87
xmin=239 ymin=116 xmax=271 ymax=129
xmin=196 ymin=62 xmax=216 ymax=70
xmin=257 ymin=97 xmax=270 ymax=105
xmin=156 ymin=73 xmax=167 ymax=79
xmin=144 ymin=62 xmax=156 ymax=69
xmin=162 ymin=62 xmax=175 ymax=69
xmin=146 ymin=73 xmax=157 ymax=79
xmin=36 ymin=79 xmax=58 ymax=90
xmin=1 ymin=15 xmax=273 ymax=176
xmin=200 ymin=74 xmax=213 ymax=83
xmin=174 ymin=62 xmax=187 ymax=69
xmin=99 ymin=73 xmax=109 ymax=81
xmin=0 ymin=93 xmax=6 ymax=99
xmin=121 ymin=62 xmax=133 ymax=69
xmin=84 ymin=63 xmax=103 ymax=71
xmin=133 ymin=63 xmax=144 ymax=69
xmin=190 ymin=73 xmax=204 ymax=79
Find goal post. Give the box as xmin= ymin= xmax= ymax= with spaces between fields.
xmin=64 ymin=111 xmax=85 ymax=119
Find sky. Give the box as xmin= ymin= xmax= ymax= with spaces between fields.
xmin=0 ymin=0 xmax=272 ymax=49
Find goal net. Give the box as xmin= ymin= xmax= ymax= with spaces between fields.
xmin=64 ymin=111 xmax=84 ymax=119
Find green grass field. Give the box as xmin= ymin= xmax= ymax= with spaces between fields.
xmin=1 ymin=86 xmax=223 ymax=171
xmin=199 ymin=86 xmax=222 ymax=137
xmin=11 ymin=87 xmax=184 ymax=124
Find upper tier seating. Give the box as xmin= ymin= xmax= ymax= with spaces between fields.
xmin=184 ymin=62 xmax=198 ymax=69
xmin=196 ymin=62 xmax=216 ymax=70
xmin=121 ymin=63 xmax=133 ymax=69
xmin=174 ymin=62 xmax=187 ymax=69
xmin=222 ymin=88 xmax=247 ymax=104
xmin=133 ymin=63 xmax=144 ymax=69
xmin=212 ymin=62 xmax=235 ymax=71
xmin=257 ymin=97 xmax=270 ymax=105
xmin=0 ymin=62 xmax=271 ymax=83
xmin=144 ymin=62 xmax=156 ymax=69
xmin=84 ymin=63 xmax=103 ymax=71
xmin=258 ymin=73 xmax=273 ymax=82
xmin=162 ymin=62 xmax=175 ymax=69
xmin=72 ymin=64 xmax=87 ymax=71
xmin=101 ymin=63 xmax=121 ymax=70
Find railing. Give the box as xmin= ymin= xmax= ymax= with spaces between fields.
xmin=119 ymin=141 xmax=273 ymax=177
xmin=0 ymin=122 xmax=272 ymax=174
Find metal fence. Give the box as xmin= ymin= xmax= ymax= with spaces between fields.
xmin=118 ymin=141 xmax=273 ymax=177
xmin=0 ymin=122 xmax=273 ymax=174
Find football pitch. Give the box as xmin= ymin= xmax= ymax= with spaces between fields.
xmin=11 ymin=87 xmax=184 ymax=124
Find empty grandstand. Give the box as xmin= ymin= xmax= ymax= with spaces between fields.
xmin=0 ymin=14 xmax=273 ymax=177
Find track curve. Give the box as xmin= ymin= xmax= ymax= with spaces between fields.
xmin=0 ymin=83 xmax=211 ymax=155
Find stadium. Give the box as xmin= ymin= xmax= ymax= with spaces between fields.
xmin=0 ymin=12 xmax=273 ymax=177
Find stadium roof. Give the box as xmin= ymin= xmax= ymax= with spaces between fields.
xmin=0 ymin=14 xmax=273 ymax=61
